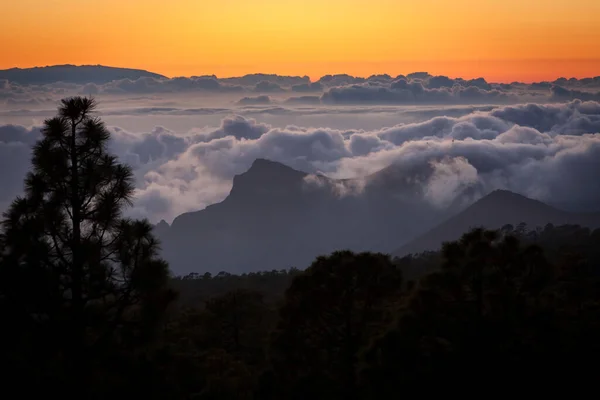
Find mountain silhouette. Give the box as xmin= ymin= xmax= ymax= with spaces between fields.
xmin=393 ymin=189 xmax=600 ymax=257
xmin=0 ymin=64 xmax=165 ymax=84
xmin=157 ymin=160 xmax=600 ymax=275
xmin=156 ymin=158 xmax=460 ymax=275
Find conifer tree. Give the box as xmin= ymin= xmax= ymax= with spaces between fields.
xmin=0 ymin=97 xmax=175 ymax=396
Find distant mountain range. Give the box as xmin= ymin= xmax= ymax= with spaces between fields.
xmin=155 ymin=159 xmax=466 ymax=275
xmin=393 ymin=190 xmax=600 ymax=258
xmin=154 ymin=158 xmax=600 ymax=275
xmin=0 ymin=65 xmax=165 ymax=84
xmin=4 ymin=64 xmax=599 ymax=88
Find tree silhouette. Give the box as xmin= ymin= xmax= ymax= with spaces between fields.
xmin=0 ymin=97 xmax=175 ymax=397
xmin=203 ymin=289 xmax=271 ymax=364
xmin=359 ymin=227 xmax=600 ymax=393
xmin=267 ymin=251 xmax=403 ymax=400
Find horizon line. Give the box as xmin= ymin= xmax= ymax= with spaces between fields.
xmin=2 ymin=60 xmax=600 ymax=85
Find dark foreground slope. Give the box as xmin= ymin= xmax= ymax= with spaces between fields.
xmin=0 ymin=64 xmax=165 ymax=84
xmin=393 ymin=189 xmax=600 ymax=257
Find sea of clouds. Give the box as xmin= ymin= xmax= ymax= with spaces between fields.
xmin=3 ymin=71 xmax=600 ymax=109
xmin=2 ymin=72 xmax=600 ymax=223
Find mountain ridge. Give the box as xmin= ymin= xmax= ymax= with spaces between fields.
xmin=157 ymin=158 xmax=458 ymax=274
xmin=393 ymin=189 xmax=600 ymax=257
xmin=0 ymin=64 xmax=166 ymax=84
xmin=154 ymin=158 xmax=600 ymax=275
xmin=169 ymin=158 xmax=311 ymax=230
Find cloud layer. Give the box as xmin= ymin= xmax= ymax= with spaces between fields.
xmin=3 ymin=72 xmax=600 ymax=109
xmin=2 ymin=100 xmax=600 ymax=223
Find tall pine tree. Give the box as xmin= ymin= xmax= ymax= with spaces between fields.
xmin=0 ymin=97 xmax=175 ymax=397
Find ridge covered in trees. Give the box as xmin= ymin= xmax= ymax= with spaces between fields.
xmin=1 ymin=98 xmax=600 ymax=398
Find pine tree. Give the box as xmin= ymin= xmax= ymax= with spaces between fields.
xmin=0 ymin=97 xmax=175 ymax=397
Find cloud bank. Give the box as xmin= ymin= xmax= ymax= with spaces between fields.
xmin=2 ymin=100 xmax=600 ymax=223
xmin=3 ymin=72 xmax=600 ymax=109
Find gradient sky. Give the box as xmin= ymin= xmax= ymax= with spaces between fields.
xmin=3 ymin=0 xmax=600 ymax=82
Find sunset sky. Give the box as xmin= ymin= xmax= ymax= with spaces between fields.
xmin=3 ymin=0 xmax=600 ymax=82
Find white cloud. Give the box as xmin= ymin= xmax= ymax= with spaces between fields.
xmin=3 ymin=73 xmax=600 ymax=110
xmin=423 ymin=156 xmax=479 ymax=208
xmin=2 ymin=100 xmax=600 ymax=223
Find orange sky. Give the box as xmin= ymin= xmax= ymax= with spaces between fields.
xmin=2 ymin=0 xmax=600 ymax=82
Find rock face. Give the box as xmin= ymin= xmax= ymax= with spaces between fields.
xmin=393 ymin=189 xmax=600 ymax=257
xmin=0 ymin=65 xmax=165 ymax=84
xmin=156 ymin=159 xmax=460 ymax=275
